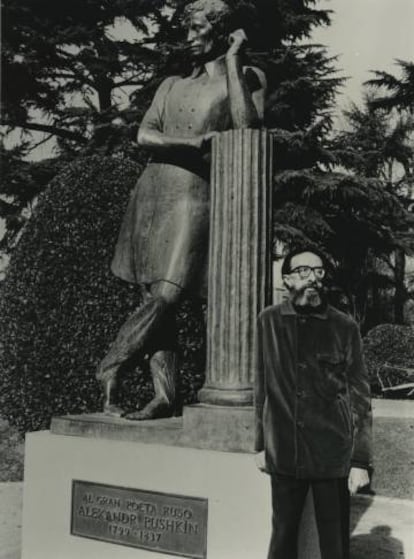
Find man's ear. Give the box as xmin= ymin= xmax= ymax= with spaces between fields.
xmin=282 ymin=275 xmax=291 ymax=289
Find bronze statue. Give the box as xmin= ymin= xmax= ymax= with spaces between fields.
xmin=96 ymin=0 xmax=266 ymax=419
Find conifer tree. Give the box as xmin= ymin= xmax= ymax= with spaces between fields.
xmin=330 ymin=94 xmax=414 ymax=325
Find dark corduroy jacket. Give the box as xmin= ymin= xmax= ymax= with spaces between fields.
xmin=255 ymin=300 xmax=372 ymax=479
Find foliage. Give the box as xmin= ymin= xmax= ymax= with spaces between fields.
xmin=0 ymin=418 xmax=24 ymax=482
xmin=0 ymin=155 xmax=206 ymax=431
xmin=1 ymin=0 xmax=166 ymax=145
xmin=1 ymin=0 xmax=173 ymax=253
xmin=366 ymin=59 xmax=414 ymax=114
xmin=363 ymin=324 xmax=414 ymax=395
xmin=332 ymin=95 xmax=414 ymax=182
xmin=0 ymin=144 xmax=63 ymax=252
xmin=325 ymin=94 xmax=414 ymax=326
xmin=1 ymin=0 xmax=336 ymax=202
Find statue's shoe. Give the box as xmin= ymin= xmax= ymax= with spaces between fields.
xmin=123 ymin=398 xmax=173 ymax=421
xmin=103 ymin=403 xmax=125 ymax=418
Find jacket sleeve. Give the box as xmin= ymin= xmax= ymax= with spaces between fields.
xmin=347 ymin=321 xmax=373 ymax=470
xmin=254 ymin=315 xmax=265 ymax=452
xmin=140 ymin=76 xmax=179 ymax=133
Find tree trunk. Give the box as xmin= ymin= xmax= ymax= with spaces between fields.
xmin=394 ymin=248 xmax=406 ymax=324
xmin=97 ymin=81 xmax=112 ymax=112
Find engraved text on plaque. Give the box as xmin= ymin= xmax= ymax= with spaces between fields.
xmin=71 ymin=480 xmax=208 ymax=558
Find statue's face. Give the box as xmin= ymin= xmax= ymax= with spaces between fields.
xmin=186 ymin=11 xmax=215 ymax=58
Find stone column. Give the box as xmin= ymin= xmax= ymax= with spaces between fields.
xmin=198 ymin=128 xmax=273 ymax=406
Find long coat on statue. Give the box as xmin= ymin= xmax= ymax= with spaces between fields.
xmin=111 ymin=59 xmax=260 ymax=295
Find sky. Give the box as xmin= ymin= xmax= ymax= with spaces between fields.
xmin=1 ymin=0 xmax=414 ymax=241
xmin=312 ymin=0 xmax=414 ymax=128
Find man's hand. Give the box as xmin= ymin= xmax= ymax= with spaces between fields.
xmin=255 ymin=451 xmax=268 ymax=473
xmin=348 ymin=467 xmax=370 ymax=495
xmin=227 ymin=28 xmax=248 ymax=57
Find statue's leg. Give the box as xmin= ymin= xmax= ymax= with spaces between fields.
xmin=124 ymin=280 xmax=182 ymax=421
xmin=125 ymin=350 xmax=179 ymax=420
xmin=96 ymin=289 xmax=169 ymax=416
xmin=126 ymin=295 xmax=206 ymax=421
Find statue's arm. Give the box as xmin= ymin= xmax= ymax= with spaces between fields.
xmin=138 ymin=127 xmax=206 ymax=152
xmin=226 ymin=58 xmax=266 ymax=128
xmin=225 ymin=30 xmax=266 ymax=128
xmin=137 ymin=76 xmax=210 ymax=153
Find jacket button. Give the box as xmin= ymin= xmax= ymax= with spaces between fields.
xmin=298 ymin=363 xmax=306 ymax=371
xmin=296 ymin=420 xmax=304 ymax=428
xmin=297 ymin=390 xmax=305 ymax=398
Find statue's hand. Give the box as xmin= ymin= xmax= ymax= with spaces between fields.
xmin=190 ymin=132 xmax=218 ymax=151
xmin=201 ymin=131 xmax=218 ymax=150
xmin=227 ymin=28 xmax=248 ymax=57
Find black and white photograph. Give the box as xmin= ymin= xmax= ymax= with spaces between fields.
xmin=1 ymin=0 xmax=413 ymax=558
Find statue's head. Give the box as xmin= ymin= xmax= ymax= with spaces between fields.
xmin=183 ymin=0 xmax=235 ymax=61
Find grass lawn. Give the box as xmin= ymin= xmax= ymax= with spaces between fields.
xmin=372 ymin=416 xmax=414 ymax=500
xmin=0 ymin=419 xmax=24 ymax=482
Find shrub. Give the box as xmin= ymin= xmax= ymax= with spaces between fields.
xmin=363 ymin=323 xmax=414 ymax=396
xmin=0 ymin=155 xmax=205 ymax=432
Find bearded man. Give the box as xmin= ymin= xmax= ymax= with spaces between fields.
xmin=96 ymin=0 xmax=266 ymax=419
xmin=255 ymin=248 xmax=372 ymax=559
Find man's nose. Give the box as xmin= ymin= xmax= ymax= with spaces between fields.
xmin=306 ymin=270 xmax=320 ymax=284
xmin=187 ymin=29 xmax=195 ymax=42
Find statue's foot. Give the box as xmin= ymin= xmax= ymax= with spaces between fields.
xmin=124 ymin=398 xmax=173 ymax=421
xmin=103 ymin=403 xmax=125 ymax=418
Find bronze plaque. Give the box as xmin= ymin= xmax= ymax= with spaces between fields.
xmin=71 ymin=480 xmax=208 ymax=558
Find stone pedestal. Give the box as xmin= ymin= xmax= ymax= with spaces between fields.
xmin=198 ymin=129 xmax=273 ymax=406
xmin=22 ymin=429 xmax=320 ymax=559
xmin=51 ymin=406 xmax=256 ymax=453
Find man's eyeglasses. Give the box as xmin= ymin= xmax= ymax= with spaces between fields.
xmin=289 ymin=266 xmax=326 ymax=280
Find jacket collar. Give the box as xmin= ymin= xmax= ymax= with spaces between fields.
xmin=190 ymin=55 xmax=227 ymax=79
xmin=280 ymin=299 xmax=328 ymax=320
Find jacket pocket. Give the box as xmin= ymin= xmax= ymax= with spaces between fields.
xmin=315 ymin=353 xmax=347 ymax=401
xmin=336 ymin=395 xmax=353 ymax=437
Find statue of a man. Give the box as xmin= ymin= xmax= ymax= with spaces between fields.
xmin=96 ymin=0 xmax=266 ymax=419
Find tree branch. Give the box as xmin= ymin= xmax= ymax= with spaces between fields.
xmin=48 ymin=72 xmax=96 ymax=89
xmin=1 ymin=120 xmax=88 ymax=144
xmin=113 ymin=78 xmax=147 ymax=88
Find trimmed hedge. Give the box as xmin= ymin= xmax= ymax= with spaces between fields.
xmin=363 ymin=323 xmax=414 ymax=396
xmin=0 ymin=155 xmax=205 ymax=432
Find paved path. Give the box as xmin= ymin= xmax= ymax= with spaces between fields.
xmin=1 ymin=483 xmax=413 ymax=559
xmin=0 ymin=483 xmax=22 ymax=559
xmin=351 ymin=495 xmax=414 ymax=559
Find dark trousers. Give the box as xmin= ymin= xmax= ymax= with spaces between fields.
xmin=268 ymin=475 xmax=350 ymax=559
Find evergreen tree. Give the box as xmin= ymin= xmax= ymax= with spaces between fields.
xmin=366 ymin=59 xmax=414 ymax=115
xmin=1 ymin=0 xmax=338 ymax=251
xmin=1 ymin=0 xmax=168 ymax=249
xmin=1 ymin=0 xmax=166 ymax=151
xmin=330 ymin=95 xmax=414 ymax=325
